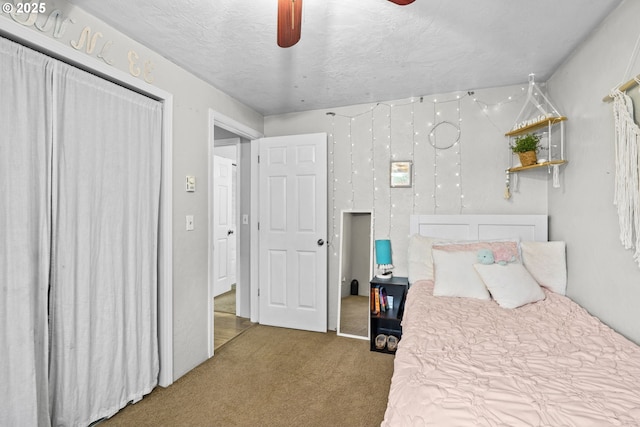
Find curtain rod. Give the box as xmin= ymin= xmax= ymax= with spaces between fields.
xmin=603 ymin=74 xmax=640 ymax=102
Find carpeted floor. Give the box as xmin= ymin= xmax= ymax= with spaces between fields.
xmin=101 ymin=325 xmax=395 ymax=427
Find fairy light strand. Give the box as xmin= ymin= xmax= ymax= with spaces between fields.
xmin=432 ymin=100 xmax=439 ymax=213
xmin=371 ymin=108 xmax=377 ymax=239
xmin=349 ymin=117 xmax=355 ymax=210
xmin=411 ymin=100 xmax=417 ymax=214
xmin=327 ymin=112 xmax=338 ymax=255
xmin=325 ymin=88 xmax=524 ymax=236
xmin=387 ymin=104 xmax=393 ymax=239
xmin=457 ymin=96 xmax=465 ymax=213
xmin=473 ymin=88 xmax=526 ymax=133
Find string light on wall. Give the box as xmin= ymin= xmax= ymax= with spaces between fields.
xmin=324 ymin=88 xmax=533 ymax=293
xmin=326 ymin=112 xmax=338 ymax=257
xmin=429 ymin=96 xmax=463 ymax=213
xmin=473 ymin=87 xmax=527 ymax=134
xmin=387 ymin=104 xmax=393 ymax=239
xmin=370 ymin=108 xmax=377 ymax=235
xmin=326 ymin=88 xmax=526 ymax=225
xmin=456 ymin=96 xmax=465 ymax=213
xmin=411 ymin=100 xmax=417 ymax=213
xmin=349 ymin=117 xmax=355 ymax=210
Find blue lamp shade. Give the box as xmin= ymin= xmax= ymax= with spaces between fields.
xmin=375 ymin=239 xmax=392 ymax=265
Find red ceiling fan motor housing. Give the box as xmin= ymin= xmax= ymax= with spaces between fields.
xmin=277 ymin=0 xmax=303 ymax=48
xmin=277 ymin=0 xmax=415 ymax=48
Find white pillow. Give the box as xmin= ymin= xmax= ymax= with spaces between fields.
xmin=407 ymin=234 xmax=448 ymax=283
xmin=520 ymin=241 xmax=567 ymax=295
xmin=473 ymin=263 xmax=546 ymax=309
xmin=432 ymin=248 xmax=491 ymax=300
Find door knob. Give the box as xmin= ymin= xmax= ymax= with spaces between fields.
xmin=228 ymin=230 xmax=234 ymax=235
xmin=317 ymin=239 xmax=325 ymax=246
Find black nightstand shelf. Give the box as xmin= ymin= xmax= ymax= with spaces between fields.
xmin=370 ymin=276 xmax=408 ymax=354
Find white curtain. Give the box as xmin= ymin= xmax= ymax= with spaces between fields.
xmin=0 ymin=36 xmax=53 ymax=427
xmin=48 ymin=60 xmax=162 ymax=425
xmin=0 ymin=36 xmax=162 ymax=426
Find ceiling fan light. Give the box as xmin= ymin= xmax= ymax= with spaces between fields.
xmin=277 ymin=0 xmax=303 ymax=48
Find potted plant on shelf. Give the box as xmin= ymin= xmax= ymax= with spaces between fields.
xmin=511 ymin=133 xmax=541 ymax=167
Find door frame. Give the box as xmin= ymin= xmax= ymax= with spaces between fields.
xmin=208 ymin=109 xmax=263 ymax=357
xmin=0 ymin=19 xmax=175 ymax=387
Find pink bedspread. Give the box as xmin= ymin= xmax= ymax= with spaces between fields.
xmin=382 ymin=280 xmax=640 ymax=426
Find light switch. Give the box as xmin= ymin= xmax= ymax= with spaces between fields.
xmin=242 ymin=214 xmax=249 ymax=225
xmin=186 ymin=176 xmax=196 ymax=192
xmin=186 ymin=215 xmax=194 ymax=231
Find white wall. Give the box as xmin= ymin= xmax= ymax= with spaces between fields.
xmin=265 ymin=85 xmax=550 ymax=330
xmin=547 ymin=0 xmax=640 ymax=344
xmin=1 ymin=0 xmax=264 ymax=380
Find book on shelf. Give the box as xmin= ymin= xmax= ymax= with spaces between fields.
xmin=372 ymin=286 xmax=381 ymax=314
xmin=370 ymin=286 xmax=376 ymax=313
xmin=379 ymin=286 xmax=389 ymax=312
xmin=371 ymin=285 xmax=391 ymax=314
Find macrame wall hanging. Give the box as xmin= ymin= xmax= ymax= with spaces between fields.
xmin=610 ymin=90 xmax=640 ymax=267
xmin=606 ymin=31 xmax=640 ymax=268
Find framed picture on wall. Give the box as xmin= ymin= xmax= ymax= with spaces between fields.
xmin=390 ymin=161 xmax=412 ymax=188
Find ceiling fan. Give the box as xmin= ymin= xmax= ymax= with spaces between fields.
xmin=277 ymin=0 xmax=415 ymax=48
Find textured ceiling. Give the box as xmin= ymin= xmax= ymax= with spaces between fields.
xmin=68 ymin=0 xmax=621 ymax=116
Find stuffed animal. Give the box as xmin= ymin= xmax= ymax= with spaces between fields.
xmin=477 ymin=249 xmax=494 ymax=265
xmin=493 ymin=246 xmax=517 ymax=265
xmin=477 ymin=248 xmax=516 ymax=266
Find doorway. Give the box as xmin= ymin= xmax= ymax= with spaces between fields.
xmin=212 ymin=135 xmax=252 ymax=350
xmin=208 ymin=110 xmax=262 ymax=356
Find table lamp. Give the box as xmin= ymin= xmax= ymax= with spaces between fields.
xmin=375 ymin=239 xmax=394 ymax=279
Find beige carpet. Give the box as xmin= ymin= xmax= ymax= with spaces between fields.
xmin=101 ymin=325 xmax=395 ymax=427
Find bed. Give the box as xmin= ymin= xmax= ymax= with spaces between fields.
xmin=382 ymin=215 xmax=640 ymax=426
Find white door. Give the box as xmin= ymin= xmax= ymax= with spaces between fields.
xmin=259 ymin=133 xmax=327 ymax=332
xmin=213 ymin=155 xmax=234 ymax=298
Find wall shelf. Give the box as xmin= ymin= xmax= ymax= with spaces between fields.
xmin=504 ymin=76 xmax=567 ymax=193
xmin=505 ymin=116 xmax=567 ymax=137
xmin=508 ymin=159 xmax=567 ymax=173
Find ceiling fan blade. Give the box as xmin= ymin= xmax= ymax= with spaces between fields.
xmin=388 ymin=0 xmax=415 ymax=4
xmin=277 ymin=0 xmax=303 ymax=48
